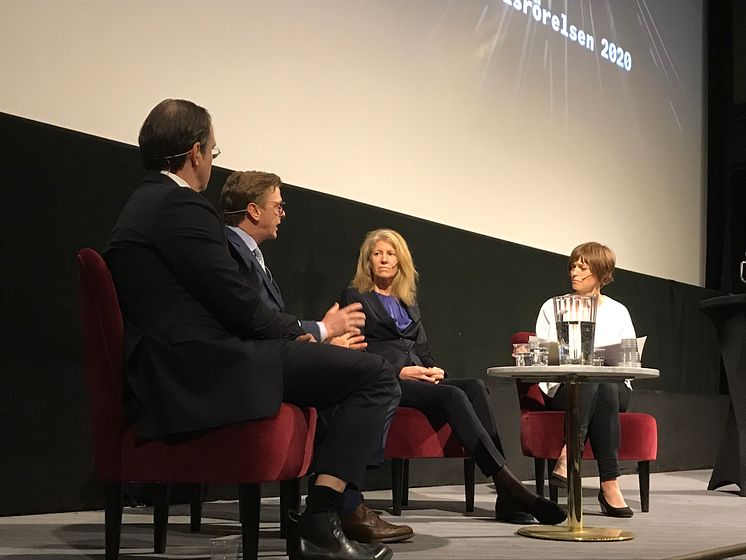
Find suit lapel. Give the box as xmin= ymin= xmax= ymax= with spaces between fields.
xmin=363 ymin=291 xmax=403 ymax=336
xmin=225 ymin=228 xmax=286 ymax=310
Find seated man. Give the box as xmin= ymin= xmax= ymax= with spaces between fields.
xmin=220 ymin=170 xmax=413 ymax=544
xmin=105 ymin=99 xmax=399 ymax=560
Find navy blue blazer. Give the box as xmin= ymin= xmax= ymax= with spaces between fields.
xmin=339 ymin=287 xmax=438 ymax=373
xmin=225 ymin=227 xmax=321 ymax=340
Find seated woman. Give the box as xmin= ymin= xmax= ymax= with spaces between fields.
xmin=340 ymin=228 xmax=567 ymax=526
xmin=535 ymin=241 xmax=636 ymax=518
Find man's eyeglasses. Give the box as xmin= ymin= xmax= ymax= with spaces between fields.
xmin=211 ymin=146 xmax=221 ymax=159
xmin=264 ymin=201 xmax=286 ymax=215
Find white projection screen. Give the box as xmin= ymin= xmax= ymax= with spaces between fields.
xmin=0 ymin=0 xmax=705 ymax=285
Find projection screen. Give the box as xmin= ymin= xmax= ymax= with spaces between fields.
xmin=0 ymin=0 xmax=705 ymax=285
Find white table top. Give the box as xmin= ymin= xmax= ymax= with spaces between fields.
xmin=486 ymin=365 xmax=659 ymax=383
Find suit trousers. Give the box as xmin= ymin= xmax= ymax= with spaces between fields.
xmin=547 ymin=382 xmax=631 ymax=481
xmin=399 ymin=377 xmax=507 ymax=477
xmin=280 ymin=340 xmax=399 ymax=488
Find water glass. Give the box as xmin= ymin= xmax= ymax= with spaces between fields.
xmin=512 ymin=343 xmax=532 ymax=367
xmin=529 ymin=339 xmax=550 ymax=366
xmin=592 ymin=347 xmax=606 ymax=366
xmin=210 ymin=538 xmax=241 ymax=560
xmin=620 ymin=338 xmax=640 ymax=367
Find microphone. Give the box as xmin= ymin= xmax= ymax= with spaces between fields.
xmin=575 ymin=273 xmax=593 ymax=281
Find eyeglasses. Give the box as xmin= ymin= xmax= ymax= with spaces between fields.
xmin=263 ymin=201 xmax=286 ymax=215
xmin=211 ymin=146 xmax=221 ymax=159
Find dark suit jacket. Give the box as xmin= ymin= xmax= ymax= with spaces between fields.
xmin=339 ymin=287 xmax=437 ymax=373
xmin=105 ymin=172 xmax=304 ymax=438
xmin=225 ymin=227 xmax=321 ymax=340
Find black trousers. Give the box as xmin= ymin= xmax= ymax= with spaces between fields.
xmin=547 ymin=382 xmax=631 ymax=481
xmin=399 ymin=377 xmax=507 ymax=477
xmin=280 ymin=341 xmax=400 ymax=488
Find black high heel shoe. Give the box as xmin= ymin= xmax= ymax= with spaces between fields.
xmin=549 ymin=472 xmax=568 ymax=489
xmin=597 ymin=490 xmax=634 ymax=518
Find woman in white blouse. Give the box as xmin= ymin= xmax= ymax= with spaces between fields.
xmin=535 ymin=242 xmax=636 ymax=518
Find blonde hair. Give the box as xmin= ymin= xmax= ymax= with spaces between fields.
xmin=351 ymin=229 xmax=419 ymax=306
xmin=569 ymin=242 xmax=616 ymax=288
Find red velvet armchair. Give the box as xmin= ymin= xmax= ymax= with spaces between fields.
xmin=77 ymin=248 xmax=317 ymax=559
xmin=512 ymin=332 xmax=657 ymax=511
xmin=384 ymin=407 xmax=475 ymax=515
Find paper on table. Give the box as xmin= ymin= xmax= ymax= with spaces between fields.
xmin=597 ymin=336 xmax=647 ymax=366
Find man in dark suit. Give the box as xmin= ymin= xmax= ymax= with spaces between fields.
xmin=219 ymin=170 xmax=413 ymax=544
xmin=105 ymin=99 xmax=398 ymax=560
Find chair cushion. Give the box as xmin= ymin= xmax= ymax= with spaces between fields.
xmin=520 ymin=410 xmax=657 ymax=461
xmin=120 ymin=403 xmax=316 ymax=484
xmin=384 ymin=407 xmax=467 ymax=459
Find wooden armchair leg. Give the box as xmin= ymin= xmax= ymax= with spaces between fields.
xmin=638 ymin=461 xmax=651 ymax=512
xmin=188 ymin=483 xmax=203 ymax=532
xmin=402 ymin=459 xmax=410 ymax=506
xmin=391 ymin=459 xmax=404 ymax=516
xmin=547 ymin=459 xmax=559 ymax=503
xmin=104 ymin=481 xmax=123 ymax=560
xmin=534 ymin=458 xmax=546 ymax=498
xmin=239 ymin=483 xmax=261 ymax=560
xmin=152 ymin=483 xmax=170 ymax=554
xmin=280 ymin=478 xmax=301 ymax=538
xmin=464 ymin=458 xmax=475 ymax=512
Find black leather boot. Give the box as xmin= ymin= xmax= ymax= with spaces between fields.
xmin=287 ymin=510 xmax=393 ymax=560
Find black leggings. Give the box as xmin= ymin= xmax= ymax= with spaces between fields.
xmin=547 ymin=382 xmax=631 ymax=481
xmin=399 ymin=377 xmax=507 ymax=477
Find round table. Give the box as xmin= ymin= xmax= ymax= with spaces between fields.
xmin=487 ymin=365 xmax=659 ymax=542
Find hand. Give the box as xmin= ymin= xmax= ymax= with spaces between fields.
xmin=400 ymin=365 xmax=439 ymax=383
xmin=329 ymin=331 xmax=368 ymax=351
xmin=426 ymin=366 xmax=445 ymax=384
xmin=321 ymin=302 xmax=366 ymax=339
xmin=295 ymin=333 xmax=317 ymax=343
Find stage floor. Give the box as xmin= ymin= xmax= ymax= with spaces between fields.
xmin=1 ymin=469 xmax=744 ymax=559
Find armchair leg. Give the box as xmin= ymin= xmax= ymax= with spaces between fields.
xmin=188 ymin=483 xmax=203 ymax=532
xmin=534 ymin=458 xmax=546 ymax=498
xmin=239 ymin=483 xmax=261 ymax=560
xmin=402 ymin=459 xmax=410 ymax=506
xmin=280 ymin=478 xmax=301 ymax=538
xmin=152 ymin=483 xmax=170 ymax=554
xmin=391 ymin=459 xmax=404 ymax=516
xmin=638 ymin=461 xmax=651 ymax=512
xmin=464 ymin=458 xmax=475 ymax=512
xmin=104 ymin=481 xmax=122 ymax=560
xmin=547 ymin=459 xmax=559 ymax=503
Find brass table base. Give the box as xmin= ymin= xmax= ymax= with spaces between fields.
xmin=517 ymin=525 xmax=634 ymax=542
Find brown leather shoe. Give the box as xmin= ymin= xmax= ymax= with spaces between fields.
xmin=341 ymin=503 xmax=414 ymax=543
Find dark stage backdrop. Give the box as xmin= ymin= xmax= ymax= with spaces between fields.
xmin=0 ymin=113 xmax=726 ymax=515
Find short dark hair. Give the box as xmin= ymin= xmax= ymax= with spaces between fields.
xmin=220 ymin=170 xmax=282 ymax=226
xmin=569 ymin=242 xmax=616 ymax=287
xmin=138 ymin=99 xmax=212 ymax=172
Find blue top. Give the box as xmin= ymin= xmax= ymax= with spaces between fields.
xmin=375 ymin=292 xmax=413 ymax=331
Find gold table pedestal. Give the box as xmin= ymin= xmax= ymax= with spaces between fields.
xmin=516 ymin=525 xmax=634 ymax=542
xmin=486 ymin=366 xmax=660 ymax=543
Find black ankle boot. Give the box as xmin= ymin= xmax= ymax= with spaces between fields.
xmin=530 ymin=497 xmax=568 ymax=525
xmin=286 ymin=510 xmax=393 ymax=560
xmin=494 ymin=496 xmax=538 ymax=525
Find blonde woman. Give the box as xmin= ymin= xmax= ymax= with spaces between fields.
xmin=341 ymin=229 xmax=567 ymax=526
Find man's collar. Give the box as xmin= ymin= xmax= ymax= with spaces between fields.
xmin=160 ymin=170 xmax=192 ymax=189
xmin=226 ymin=225 xmax=259 ymax=252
